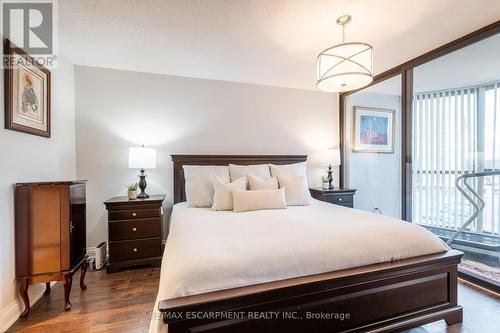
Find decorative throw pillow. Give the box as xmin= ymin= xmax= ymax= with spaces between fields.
xmin=183 ymin=165 xmax=230 ymax=207
xmin=277 ymin=175 xmax=311 ymax=206
xmin=269 ymin=162 xmax=307 ymax=180
xmin=211 ymin=177 xmax=247 ymax=211
xmin=229 ymin=164 xmax=271 ymax=182
xmin=232 ymin=188 xmax=287 ymax=213
xmin=247 ymin=175 xmax=279 ymax=190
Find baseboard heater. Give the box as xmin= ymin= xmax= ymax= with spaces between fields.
xmin=95 ymin=242 xmax=107 ymax=270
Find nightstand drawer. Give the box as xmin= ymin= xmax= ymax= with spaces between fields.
xmin=323 ymin=194 xmax=353 ymax=204
xmin=334 ymin=202 xmax=354 ymax=208
xmin=109 ymin=238 xmax=161 ymax=262
xmin=109 ymin=218 xmax=161 ymax=241
xmin=309 ymin=188 xmax=356 ymax=208
xmin=108 ymin=208 xmax=160 ymax=221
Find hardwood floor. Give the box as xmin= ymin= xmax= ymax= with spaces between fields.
xmin=7 ymin=268 xmax=500 ymax=333
xmin=8 ymin=267 xmax=160 ymax=333
xmin=405 ymin=280 xmax=500 ymax=333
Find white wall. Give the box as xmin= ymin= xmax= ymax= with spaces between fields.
xmin=0 ymin=52 xmax=76 ymax=329
xmin=74 ymin=65 xmax=338 ymax=246
xmin=344 ymin=91 xmax=401 ymax=218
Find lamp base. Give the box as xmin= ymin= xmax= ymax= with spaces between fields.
xmin=138 ymin=169 xmax=149 ymax=199
xmin=327 ymin=165 xmax=335 ymax=189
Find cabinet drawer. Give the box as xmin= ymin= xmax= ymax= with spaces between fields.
xmin=109 ymin=218 xmax=160 ymax=241
xmin=334 ymin=202 xmax=354 ymax=208
xmin=109 ymin=238 xmax=161 ymax=262
xmin=324 ymin=194 xmax=353 ymax=204
xmin=108 ymin=208 xmax=160 ymax=221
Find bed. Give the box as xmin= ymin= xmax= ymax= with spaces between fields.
xmin=150 ymin=155 xmax=463 ymax=333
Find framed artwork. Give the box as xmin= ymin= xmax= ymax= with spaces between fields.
xmin=4 ymin=39 xmax=51 ymax=138
xmin=353 ymin=106 xmax=394 ymax=153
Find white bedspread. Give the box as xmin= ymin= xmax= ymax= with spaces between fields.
xmin=149 ymin=200 xmax=449 ymax=333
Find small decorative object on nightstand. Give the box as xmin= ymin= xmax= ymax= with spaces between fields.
xmin=104 ymin=195 xmax=165 ymax=273
xmin=310 ymin=187 xmax=356 ymax=208
xmin=126 ymin=182 xmax=138 ymax=200
xmin=128 ymin=146 xmax=157 ymax=199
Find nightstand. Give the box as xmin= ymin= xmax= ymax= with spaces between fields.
xmin=104 ymin=195 xmax=165 ymax=273
xmin=309 ymin=188 xmax=357 ymax=208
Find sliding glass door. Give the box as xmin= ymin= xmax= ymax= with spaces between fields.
xmin=340 ymin=25 xmax=500 ymax=289
xmin=411 ymin=33 xmax=500 ymax=285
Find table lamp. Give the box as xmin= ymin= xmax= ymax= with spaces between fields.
xmin=313 ymin=148 xmax=341 ymax=189
xmin=128 ymin=146 xmax=156 ymax=199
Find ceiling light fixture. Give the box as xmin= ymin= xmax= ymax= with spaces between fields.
xmin=316 ymin=15 xmax=373 ymax=92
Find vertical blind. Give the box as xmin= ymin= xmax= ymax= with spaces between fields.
xmin=412 ymin=81 xmax=500 ymax=237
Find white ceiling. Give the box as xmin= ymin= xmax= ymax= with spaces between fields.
xmin=414 ymin=33 xmax=500 ymax=93
xmin=59 ymin=0 xmax=500 ymax=90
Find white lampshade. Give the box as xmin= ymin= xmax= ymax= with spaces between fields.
xmin=310 ymin=148 xmax=341 ymax=167
xmin=316 ymin=42 xmax=373 ymax=92
xmin=128 ymin=147 xmax=156 ymax=169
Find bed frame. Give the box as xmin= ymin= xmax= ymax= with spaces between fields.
xmin=161 ymin=154 xmax=463 ymax=333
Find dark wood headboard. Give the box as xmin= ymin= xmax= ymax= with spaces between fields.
xmin=171 ymin=155 xmax=307 ymax=203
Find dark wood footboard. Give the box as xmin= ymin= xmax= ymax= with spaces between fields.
xmin=159 ymin=250 xmax=463 ymax=333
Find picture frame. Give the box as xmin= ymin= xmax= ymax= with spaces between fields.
xmin=353 ymin=106 xmax=394 ymax=153
xmin=4 ymin=39 xmax=51 ymax=138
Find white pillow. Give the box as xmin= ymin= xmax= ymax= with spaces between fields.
xmin=212 ymin=177 xmax=247 ymax=211
xmin=247 ymin=175 xmax=278 ymax=190
xmin=233 ymin=189 xmax=287 ymax=213
xmin=229 ymin=164 xmax=271 ymax=182
xmin=269 ymin=162 xmax=307 ymax=180
xmin=277 ymin=175 xmax=311 ymax=206
xmin=183 ymin=165 xmax=230 ymax=207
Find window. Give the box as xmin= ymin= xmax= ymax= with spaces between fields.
xmin=413 ymin=83 xmax=500 ymax=236
xmin=412 ymin=88 xmax=477 ymax=231
xmin=412 ymin=82 xmax=500 ymax=284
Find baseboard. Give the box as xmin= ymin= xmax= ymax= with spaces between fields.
xmin=1 ymin=281 xmax=56 ymax=332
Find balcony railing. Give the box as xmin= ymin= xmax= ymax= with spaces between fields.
xmin=412 ymin=169 xmax=500 ymax=238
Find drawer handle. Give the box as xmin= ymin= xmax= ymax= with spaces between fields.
xmin=133 ymin=248 xmax=138 ymax=252
xmin=132 ymin=212 xmax=137 ymax=217
xmin=132 ymin=227 xmax=137 ymax=232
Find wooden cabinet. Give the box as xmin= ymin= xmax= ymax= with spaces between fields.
xmin=309 ymin=188 xmax=357 ymax=208
xmin=14 ymin=181 xmax=88 ymax=317
xmin=104 ymin=195 xmax=165 ymax=273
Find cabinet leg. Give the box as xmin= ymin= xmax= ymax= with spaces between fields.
xmin=80 ymin=261 xmax=88 ymax=290
xmin=44 ymin=282 xmax=51 ymax=295
xmin=19 ymin=278 xmax=30 ymax=318
xmin=63 ymin=273 xmax=73 ymax=311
